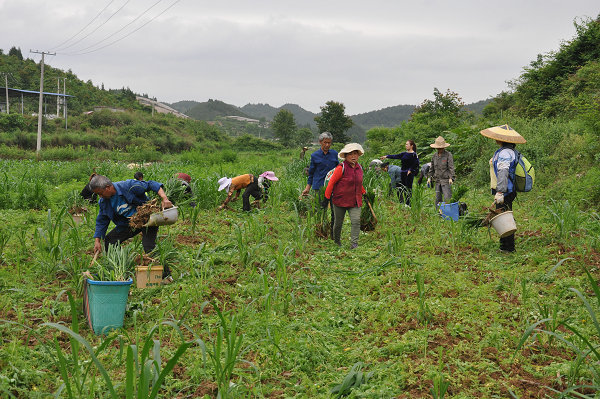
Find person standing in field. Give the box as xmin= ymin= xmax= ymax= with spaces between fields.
xmin=380 ymin=139 xmax=419 ymax=206
xmin=481 ymin=124 xmax=526 ymax=253
xmin=325 ymin=143 xmax=366 ymax=249
xmin=427 ymin=136 xmax=455 ymax=206
xmin=301 ymin=132 xmax=339 ymax=196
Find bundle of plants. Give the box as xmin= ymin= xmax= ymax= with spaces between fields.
xmin=129 ymin=198 xmax=161 ymax=229
xmin=360 ymin=191 xmax=377 ymax=231
xmin=450 ymin=184 xmax=469 ymax=203
xmin=90 ymin=244 xmax=135 ymax=281
xmin=310 ymin=190 xmax=331 ymax=239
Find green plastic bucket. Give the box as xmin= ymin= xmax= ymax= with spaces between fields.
xmin=84 ymin=278 xmax=132 ymax=335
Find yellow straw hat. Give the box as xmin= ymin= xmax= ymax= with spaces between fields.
xmin=480 ymin=124 xmax=526 ymax=144
xmin=430 ymin=136 xmax=451 ymax=149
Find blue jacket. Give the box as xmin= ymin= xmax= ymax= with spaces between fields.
xmin=307 ymin=148 xmax=339 ymax=190
xmin=94 ymin=179 xmax=163 ymax=238
xmin=492 ymin=146 xmax=517 ymax=195
xmin=387 ymin=164 xmax=403 ymax=186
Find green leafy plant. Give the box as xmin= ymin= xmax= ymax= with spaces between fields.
xmin=545 ymin=198 xmax=584 ymax=240
xmin=416 ymin=271 xmax=432 ymax=324
xmin=93 ymin=244 xmax=135 ymax=281
xmin=431 ymin=372 xmax=450 ymax=399
xmin=329 ymin=362 xmax=373 ymax=398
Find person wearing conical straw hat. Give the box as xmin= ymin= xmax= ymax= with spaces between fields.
xmin=427 ymin=136 xmax=455 ymax=206
xmin=325 ymin=143 xmax=366 ymax=249
xmin=480 ymin=124 xmax=526 ymax=253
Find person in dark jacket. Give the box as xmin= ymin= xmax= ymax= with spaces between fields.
xmin=325 ymin=143 xmax=366 ymax=249
xmin=80 ymin=172 xmax=98 ymax=203
xmin=380 ymin=140 xmax=419 ymax=206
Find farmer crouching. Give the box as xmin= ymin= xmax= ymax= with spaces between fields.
xmin=90 ymin=175 xmax=173 ymax=269
xmin=480 ymin=124 xmax=526 ymax=253
xmin=217 ymin=171 xmax=278 ymax=211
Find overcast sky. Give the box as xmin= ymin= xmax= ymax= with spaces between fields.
xmin=1 ymin=1 xmax=598 ymax=115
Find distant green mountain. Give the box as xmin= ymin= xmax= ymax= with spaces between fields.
xmin=464 ymin=99 xmax=492 ymax=115
xmin=239 ymin=103 xmax=279 ymax=120
xmin=350 ymin=105 xmax=416 ymax=130
xmin=183 ymin=99 xmax=250 ymax=121
xmin=168 ymin=100 xmax=203 ymax=114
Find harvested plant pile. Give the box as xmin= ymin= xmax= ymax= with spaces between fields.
xmin=360 ymin=191 xmax=377 ymax=231
xmin=129 ymin=199 xmax=161 ymax=229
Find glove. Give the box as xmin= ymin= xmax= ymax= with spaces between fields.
xmin=494 ymin=192 xmax=504 ymax=204
xmin=320 ymin=198 xmax=330 ymax=209
xmin=427 ymin=178 xmax=431 ymax=186
xmin=449 ymin=178 xmax=453 ymax=185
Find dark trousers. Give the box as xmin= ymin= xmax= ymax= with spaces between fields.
xmin=399 ymin=172 xmax=414 ymax=206
xmin=496 ymin=191 xmax=516 ymax=252
xmin=104 ymin=225 xmax=170 ymax=277
xmin=242 ymin=181 xmax=262 ymax=211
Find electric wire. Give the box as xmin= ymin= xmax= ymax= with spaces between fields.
xmin=61 ymin=0 xmax=181 ymax=56
xmin=56 ymin=0 xmax=132 ymax=52
xmin=50 ymin=0 xmax=116 ymax=51
xmin=65 ymin=0 xmax=163 ymax=54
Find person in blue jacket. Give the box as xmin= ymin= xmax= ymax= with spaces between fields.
xmin=90 ymin=175 xmax=173 ymax=256
xmin=301 ymin=132 xmax=339 ymax=196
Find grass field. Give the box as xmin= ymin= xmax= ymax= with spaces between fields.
xmin=1 ymin=153 xmax=599 ymax=398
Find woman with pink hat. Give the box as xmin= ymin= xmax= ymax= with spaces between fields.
xmin=217 ymin=171 xmax=278 ymax=211
xmin=325 ymin=143 xmax=366 ymax=249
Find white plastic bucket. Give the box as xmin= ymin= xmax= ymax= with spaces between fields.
xmin=144 ymin=207 xmax=178 ymax=227
xmin=489 ymin=211 xmax=516 ymax=238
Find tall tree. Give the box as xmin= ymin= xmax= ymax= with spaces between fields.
xmin=272 ymin=109 xmax=297 ymax=147
xmin=314 ymin=101 xmax=353 ymax=143
xmin=8 ymin=46 xmax=23 ymax=60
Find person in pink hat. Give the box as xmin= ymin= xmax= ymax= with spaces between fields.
xmin=218 ymin=171 xmax=278 ymax=211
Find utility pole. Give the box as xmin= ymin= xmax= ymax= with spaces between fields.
xmin=63 ymin=78 xmax=68 ymax=130
xmin=3 ymin=73 xmax=8 ymax=114
xmin=57 ymin=78 xmax=60 ymax=117
xmin=30 ymin=50 xmax=55 ymax=155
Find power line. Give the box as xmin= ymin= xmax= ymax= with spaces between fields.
xmin=56 ymin=0 xmax=132 ymax=52
xmin=50 ymin=0 xmax=116 ymax=51
xmin=66 ymin=0 xmax=163 ymax=54
xmin=60 ymin=0 xmax=181 ymax=56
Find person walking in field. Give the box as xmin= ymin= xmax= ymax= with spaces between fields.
xmin=217 ymin=171 xmax=278 ymax=211
xmin=481 ymin=124 xmax=526 ymax=253
xmin=427 ymin=136 xmax=455 ymax=206
xmin=325 ymin=143 xmax=366 ymax=249
xmin=380 ymin=139 xmax=419 ymax=206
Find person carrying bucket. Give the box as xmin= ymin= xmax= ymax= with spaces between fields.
xmin=480 ymin=124 xmax=526 ymax=253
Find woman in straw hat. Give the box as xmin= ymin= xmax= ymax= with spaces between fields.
xmin=325 ymin=143 xmax=366 ymax=249
xmin=427 ymin=136 xmax=455 ymax=206
xmin=481 ymin=124 xmax=526 ymax=253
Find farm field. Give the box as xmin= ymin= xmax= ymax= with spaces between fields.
xmin=1 ymin=152 xmax=599 ymax=398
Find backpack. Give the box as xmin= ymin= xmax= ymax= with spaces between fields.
xmin=324 ymin=163 xmax=344 ymax=187
xmin=513 ymin=149 xmax=535 ymax=192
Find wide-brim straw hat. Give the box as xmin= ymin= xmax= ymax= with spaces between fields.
xmin=338 ymin=143 xmax=364 ymax=159
xmin=218 ymin=177 xmax=232 ymax=191
xmin=480 ymin=124 xmax=526 ymax=144
xmin=430 ymin=136 xmax=451 ymax=148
